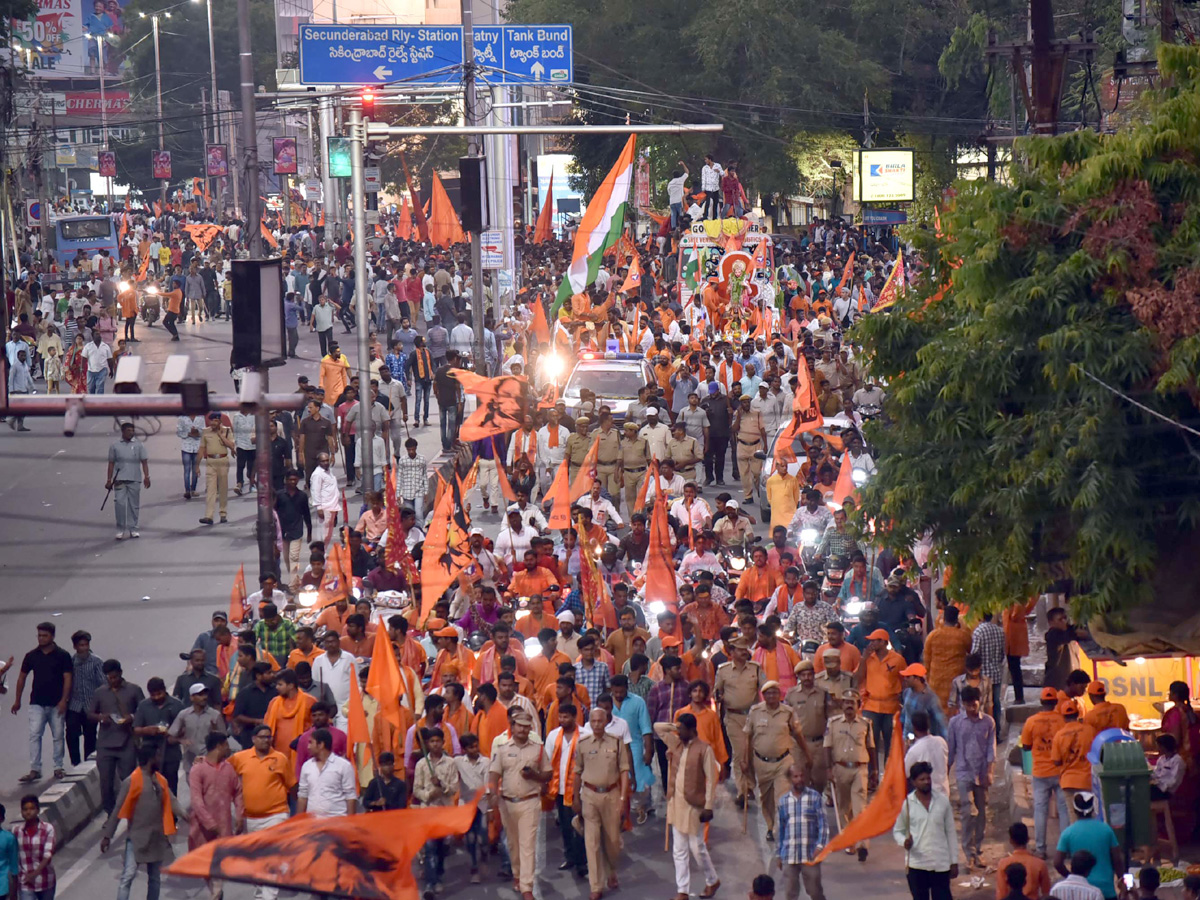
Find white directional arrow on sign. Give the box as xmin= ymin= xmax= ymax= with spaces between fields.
xmin=530 ymin=61 xmax=545 ymax=80
xmin=373 ymin=65 xmax=393 ymax=80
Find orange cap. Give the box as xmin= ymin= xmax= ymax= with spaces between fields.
xmin=433 ymin=626 xmax=459 ymax=638
xmin=899 ymin=663 xmax=927 ymax=678
xmin=1086 ymin=680 xmax=1107 ymax=695
xmin=1040 ymin=687 xmax=1060 ymax=702
xmin=867 ymin=628 xmax=891 ymax=641
xmin=1057 ymin=700 xmax=1079 ymax=716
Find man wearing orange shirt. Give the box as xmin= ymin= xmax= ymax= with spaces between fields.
xmin=1002 ymin=599 xmax=1037 ymax=704
xmin=285 ymin=626 xmax=324 ymax=670
xmin=262 ymin=670 xmax=314 ymax=767
xmin=510 ymin=549 xmax=559 ymax=598
xmin=1050 ymin=701 xmax=1096 ymax=816
xmin=996 ymin=822 xmax=1051 ymax=900
xmin=680 ymin=585 xmax=731 ymax=643
xmin=1082 ymin=681 xmax=1130 ymax=734
xmin=604 ymin=607 xmax=651 ymax=672
xmin=527 ymin=629 xmax=571 ymax=706
xmin=339 ymin=614 xmax=374 ymax=659
xmin=735 ymin=546 xmax=785 ymax=603
xmin=230 ymin=724 xmax=297 ymax=900
xmin=855 ymin=628 xmax=905 ymax=764
xmin=1021 ymin=687 xmax=1069 ymax=856
xmin=473 ymin=622 xmax=527 ymax=685
xmin=315 ymin=595 xmax=352 ymax=633
xmin=429 ymin=626 xmax=474 ymax=687
xmin=752 ymin=623 xmax=802 ymax=692
xmin=814 ymin=621 xmax=860 ymax=675
xmin=514 ymin=595 xmax=555 ymax=640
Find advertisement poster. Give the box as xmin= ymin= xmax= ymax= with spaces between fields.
xmin=98 ymin=150 xmax=116 ymax=177
xmin=205 ymin=143 xmax=229 ymax=178
xmin=152 ymin=149 xmax=172 ymax=180
xmin=11 ymin=0 xmax=133 ymax=79
xmin=854 ymin=148 xmax=915 ymax=204
xmin=272 ymin=137 xmax=297 ymax=175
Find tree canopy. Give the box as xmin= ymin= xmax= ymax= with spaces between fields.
xmin=855 ymin=44 xmax=1200 ymax=623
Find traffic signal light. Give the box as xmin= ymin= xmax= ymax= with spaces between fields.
xmin=361 ymin=88 xmax=376 ymax=120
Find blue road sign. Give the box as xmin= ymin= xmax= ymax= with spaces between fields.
xmin=298 ymin=24 xmax=464 ymax=85
xmin=476 ymin=25 xmax=573 ymax=84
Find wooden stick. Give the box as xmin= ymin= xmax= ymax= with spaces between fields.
xmin=742 ymin=780 xmax=749 ymax=834
xmin=664 ymin=817 xmax=670 ymax=852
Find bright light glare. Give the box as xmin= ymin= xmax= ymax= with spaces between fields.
xmin=146 ymin=286 xmax=159 ymax=295
xmin=298 ymin=589 xmax=319 ymax=608
xmin=648 ymin=600 xmax=666 ymax=616
xmin=544 ymin=354 xmax=564 ymax=379
xmin=851 ymin=469 xmax=868 ymax=486
xmin=118 ymin=281 xmax=130 ymax=291
xmin=524 ymin=637 xmax=542 ymax=658
xmin=800 ymin=528 xmax=818 ymax=547
xmin=729 ymin=557 xmax=746 ymax=571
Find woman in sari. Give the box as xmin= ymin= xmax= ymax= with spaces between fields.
xmin=1163 ymin=680 xmax=1200 ymax=836
xmin=63 ymin=334 xmax=88 ymax=393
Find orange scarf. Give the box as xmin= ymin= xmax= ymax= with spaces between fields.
xmin=118 ymin=767 xmax=175 ymax=835
xmin=772 ymin=584 xmax=804 ymax=615
xmin=471 ymin=701 xmax=510 ymax=756
xmin=548 ymin=728 xmax=578 ymax=804
xmin=414 ymin=349 xmax=431 ymax=379
xmin=548 ymin=425 xmax=560 ymax=449
xmin=513 ymin=429 xmax=536 ymax=464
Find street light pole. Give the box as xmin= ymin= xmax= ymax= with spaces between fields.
xmin=96 ymin=36 xmax=112 ymax=211
xmin=151 ymin=14 xmax=166 ymax=208
xmin=349 ymin=106 xmax=373 ymax=488
xmin=461 ymin=0 xmax=486 ymax=371
xmin=195 ymin=0 xmax=221 ymax=213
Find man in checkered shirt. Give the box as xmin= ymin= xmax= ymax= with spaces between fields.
xmin=395 ymin=437 xmax=428 ymax=522
xmin=14 ymin=794 xmax=56 ymax=899
xmin=776 ymin=762 xmax=829 ymax=900
xmin=573 ymin=635 xmax=610 ymax=701
xmin=970 ymin=612 xmax=1006 ymax=729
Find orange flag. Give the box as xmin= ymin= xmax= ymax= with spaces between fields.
xmin=136 ymin=253 xmax=150 ymax=283
xmin=400 ymin=152 xmax=430 ymax=244
xmin=533 ymin=172 xmax=554 ymax=243
xmin=419 ymin=489 xmax=473 ymax=619
xmin=228 ymin=565 xmax=247 ymax=625
xmin=453 ymin=370 xmax=529 ymax=441
xmin=872 ymin=250 xmax=904 ymax=312
xmin=366 ymin=621 xmax=404 ymax=731
xmin=809 ymin=714 xmax=905 ymax=864
xmin=775 ymin=364 xmax=825 ymax=468
xmin=492 ymin=437 xmax=518 ymax=503
xmin=346 ymin=661 xmax=373 ymax=754
xmin=643 ymin=494 xmax=678 ymax=613
xmin=634 ymin=458 xmax=659 ymax=514
xmin=530 ymin=299 xmax=551 ymax=343
xmin=261 ymin=221 xmax=279 ymax=249
xmin=167 ymin=801 xmax=480 ymax=899
xmin=427 ymin=171 xmax=466 ymax=247
xmin=313 ymin=542 xmax=351 ymax=610
xmin=619 ymin=256 xmax=643 ymax=295
xmin=831 ymin=449 xmax=856 ymax=508
xmin=545 ymin=457 xmax=572 ymax=529
xmin=568 ymin=435 xmax=600 ymax=502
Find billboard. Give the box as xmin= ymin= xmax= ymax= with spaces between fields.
xmin=98 ymin=150 xmax=116 ymax=177
xmin=854 ymin=148 xmax=915 ymax=204
xmin=205 ymin=144 xmax=229 ymax=178
xmin=12 ymin=0 xmax=133 ymax=79
xmin=151 ymin=149 xmax=171 ymax=180
xmin=272 ymin=137 xmax=297 ymax=175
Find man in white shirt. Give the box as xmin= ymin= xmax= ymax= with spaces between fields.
xmin=643 ymin=460 xmax=685 ymax=506
xmin=670 ymin=486 xmax=712 ymax=531
xmin=493 ymin=510 xmax=535 ymax=567
xmin=639 ymin=408 xmax=672 ymax=460
xmin=82 ymin=332 xmax=112 ymax=394
xmin=297 ymin=728 xmax=358 ymax=817
xmin=700 ymin=155 xmax=724 ymax=220
xmin=311 ymin=630 xmax=354 ymax=713
xmin=892 ymin=762 xmax=957 ymax=898
xmin=309 ymin=452 xmax=341 ymax=545
xmin=507 ymin=495 xmax=548 ymax=532
xmin=577 ymin=482 xmax=622 ymax=530
xmin=667 ymin=161 xmax=689 ymax=229
xmin=853 ymin=380 xmax=886 ymax=409
xmin=536 ymin=410 xmax=571 ymax=495
xmin=904 ymin=710 xmax=949 ymax=796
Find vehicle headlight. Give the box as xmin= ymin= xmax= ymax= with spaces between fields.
xmin=297 ymin=588 xmax=319 ymax=608
xmin=146 ymin=285 xmax=158 ymax=295
xmin=524 ymin=637 xmax=542 ymax=658
xmin=118 ymin=281 xmax=130 ymax=292
xmin=729 ymin=557 xmax=746 ymax=571
xmin=851 ymin=469 xmax=869 ymax=486
xmin=845 ymin=598 xmax=864 ymax=616
xmin=800 ymin=528 xmax=818 ymax=547
xmin=544 ymin=354 xmax=564 ymax=379
xmin=647 ymin=600 xmax=666 ymax=616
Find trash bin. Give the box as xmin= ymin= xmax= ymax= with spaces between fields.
xmin=1092 ymin=734 xmax=1153 ymax=856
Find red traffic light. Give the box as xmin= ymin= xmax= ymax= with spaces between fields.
xmin=361 ymin=89 xmax=376 ymax=118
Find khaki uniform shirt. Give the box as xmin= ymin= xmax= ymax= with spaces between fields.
xmin=785 ymin=685 xmax=830 ymax=740
xmin=595 ymin=428 xmax=622 ymax=466
xmin=565 ymin=433 xmax=593 ymax=468
xmin=735 ymin=409 xmax=767 ymax=445
xmin=200 ymin=427 xmax=232 ymax=460
xmin=714 ymin=661 xmax=765 ymax=713
xmin=744 ymin=702 xmax=799 ymax=760
xmin=621 ymin=438 xmax=649 ymax=471
xmin=488 ymin=738 xmax=550 ymax=799
xmin=825 ymin=713 xmax=873 ymax=765
xmin=668 ymin=436 xmax=702 ymax=468
xmin=814 ymin=671 xmax=855 ymax=704
xmin=574 ymin=731 xmax=628 ymax=788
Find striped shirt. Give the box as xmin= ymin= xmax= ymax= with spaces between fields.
xmin=69 ymin=652 xmax=105 ymax=713
xmin=1050 ymin=875 xmax=1104 ymax=900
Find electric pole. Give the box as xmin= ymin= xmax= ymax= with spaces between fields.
xmin=349 ymin=104 xmax=374 ymax=494
xmin=462 ymin=0 xmax=487 ymax=371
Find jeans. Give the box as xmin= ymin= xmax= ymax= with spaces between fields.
xmin=991 ymin=683 xmax=1004 ymax=737
xmin=286 ymin=326 xmax=299 ymax=357
xmin=956 ymin=778 xmax=987 ymax=857
xmin=782 ymin=862 xmax=825 ymax=900
xmin=182 ymin=451 xmax=199 ymax=494
xmin=66 ymin=708 xmax=97 ymax=766
xmin=415 ymin=380 xmax=431 ymax=423
xmin=865 ymin=710 xmax=893 ymax=765
xmin=906 ymin=869 xmax=952 ymax=900
xmin=438 ymin=404 xmax=459 ymax=451
xmin=422 ymin=838 xmax=445 ymax=887
xmin=117 ymin=837 xmax=161 ymax=900
xmin=87 ymin=369 xmax=106 ymax=394
xmin=124 ymin=317 xmax=136 ymax=341
xmin=555 ymin=796 xmax=586 ymax=872
xmin=1032 ymin=774 xmax=1069 ymax=855
xmin=28 ymin=704 xmax=64 ymax=772
xmin=704 ymin=434 xmax=729 ymax=482
xmin=163 ymin=311 xmax=179 ymax=339
xmin=19 ymin=889 xmax=56 ymax=900
xmin=670 ymin=201 xmax=682 ymax=229
xmin=236 ymin=447 xmax=256 ymax=487
xmin=1007 ymin=655 xmax=1025 ymax=703
xmin=701 ymin=192 xmax=721 ymax=220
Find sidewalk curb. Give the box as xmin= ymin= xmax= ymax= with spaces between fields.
xmin=36 ymin=761 xmax=102 ymax=845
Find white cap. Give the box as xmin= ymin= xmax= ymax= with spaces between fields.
xmin=726 ymin=500 xmax=739 ymax=510
xmin=188 ymin=683 xmax=209 ymax=696
xmin=646 ymin=407 xmax=660 ymax=417
xmin=556 ymin=610 xmax=576 ymax=624
xmin=469 ymin=527 xmax=484 ymax=536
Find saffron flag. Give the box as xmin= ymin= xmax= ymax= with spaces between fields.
xmin=533 ymin=172 xmax=554 ymax=243
xmin=427 ymin=171 xmax=465 ymax=247
xmin=366 ymin=617 xmax=405 ymax=731
xmin=492 ymin=437 xmax=518 ymax=503
xmin=314 ymin=542 xmax=351 ymax=610
xmin=183 ymin=223 xmax=222 ymax=251
xmin=136 ymin=253 xmax=150 ymax=283
xmin=228 ymin=565 xmax=248 ymax=625
xmin=568 ymin=435 xmax=600 ymax=502
xmin=419 ymin=489 xmax=473 ymax=619
xmin=835 ymin=251 xmax=855 ymax=298
xmin=530 ymin=299 xmax=551 ymax=343
xmin=261 ymin=222 xmax=279 ymax=250
xmin=452 ymin=370 xmax=530 ymax=441
xmin=633 ymin=457 xmax=657 ymax=514
xmin=575 ymin=513 xmax=613 ymax=629
xmin=774 ymin=364 xmax=825 ymax=467
xmin=619 ymin=256 xmax=643 ymax=295
xmin=808 ymin=714 xmax=905 ymax=864
xmin=383 ymin=469 xmax=406 ymax=574
xmin=552 ymin=135 xmax=637 ymax=315
xmin=872 ymin=250 xmax=904 ymax=313
xmin=545 ymin=457 xmax=572 ymax=530
xmin=643 ymin=491 xmax=678 ymax=613
xmin=401 ymin=153 xmax=430 ymax=244
xmin=167 ymin=802 xmax=480 ymax=900
xmin=346 ymin=659 xmax=373 ymax=754
xmin=830 ymin=449 xmax=856 ymax=508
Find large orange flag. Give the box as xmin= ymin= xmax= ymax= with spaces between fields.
xmin=530 ymin=299 xmax=551 ymax=343
xmin=809 ymin=714 xmax=905 ymax=864
xmin=346 ymin=661 xmax=373 ymax=762
xmin=533 ymin=172 xmax=554 ymax=243
xmin=872 ymin=250 xmax=904 ymax=313
xmin=568 ymin=435 xmax=600 ymax=502
xmin=835 ymin=251 xmax=855 ymax=298
xmin=167 ymin=801 xmax=479 ymax=900
xmin=452 ymin=370 xmax=530 ymax=441
xmin=419 ymin=490 xmax=473 ymax=618
xmin=366 ymin=621 xmax=404 ymax=731
xmin=427 ymin=171 xmax=465 ymax=247
xmin=314 ymin=542 xmax=351 ymax=610
xmin=492 ymin=437 xmax=518 ymax=503
xmin=774 ymin=364 xmax=825 ymax=468
xmin=619 ymin=256 xmax=643 ymax=295
xmin=400 ymin=152 xmax=430 ymax=244
xmin=228 ymin=565 xmax=248 ymax=625
xmin=545 ymin=457 xmax=572 ymax=529
xmin=830 ymin=450 xmax=856 ymax=508
xmin=643 ymin=493 xmax=678 ymax=612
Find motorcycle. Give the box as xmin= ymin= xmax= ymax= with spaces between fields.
xmin=140 ymin=286 xmax=161 ymax=326
xmin=822 ymin=554 xmax=848 ymax=598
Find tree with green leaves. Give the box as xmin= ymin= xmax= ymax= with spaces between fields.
xmin=855 ymin=43 xmax=1200 ymax=623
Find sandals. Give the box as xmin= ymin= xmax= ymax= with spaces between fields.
xmin=18 ymin=771 xmax=41 ymax=783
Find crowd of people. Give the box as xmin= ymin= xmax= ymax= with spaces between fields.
xmin=3 ymin=178 xmax=1198 ymax=900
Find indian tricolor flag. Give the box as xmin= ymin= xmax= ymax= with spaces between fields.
xmin=552 ymin=136 xmax=637 ymax=315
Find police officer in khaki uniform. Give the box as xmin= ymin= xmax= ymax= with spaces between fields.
xmin=594 ymin=412 xmax=623 ymax=497
xmin=198 ymin=411 xmax=234 ymax=524
xmin=668 ymin=421 xmax=703 ymax=483
xmin=814 ymin=649 xmax=855 ymax=700
xmin=732 ymin=394 xmax=767 ymax=504
xmin=713 ymin=637 xmax=764 ymax=807
xmin=824 ymin=690 xmax=877 ymax=861
xmin=742 ymin=681 xmax=811 ymax=839
xmin=785 ymin=661 xmax=832 ymax=792
xmin=573 ymin=707 xmax=630 ymax=900
xmin=488 ymin=709 xmax=551 ymax=900
xmin=566 ymin=416 xmax=594 ymax=483
xmin=619 ymin=421 xmax=649 ymax=514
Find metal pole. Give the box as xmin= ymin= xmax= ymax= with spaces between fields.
xmin=97 ymin=38 xmax=113 ymax=211
xmin=238 ymin=0 xmax=261 ymax=257
xmin=152 ymin=15 xmax=165 ymax=209
xmin=349 ymin=106 xmax=373 ymax=492
xmin=319 ymin=97 xmax=334 ymax=236
xmin=366 ymin=123 xmax=725 ymax=137
xmin=203 ymin=0 xmax=222 ymax=214
xmin=461 ymin=0 xmax=486 ymax=371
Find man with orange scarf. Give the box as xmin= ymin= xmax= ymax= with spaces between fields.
xmin=263 ymin=670 xmax=314 ymax=767
xmin=752 ymin=623 xmax=802 ymax=693
xmin=675 ymin=680 xmax=729 ymax=769
xmin=544 ymin=702 xmax=586 ymax=877
xmin=100 ymin=744 xmax=188 ymax=896
xmin=473 ymin=622 xmax=528 ymax=685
